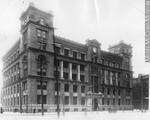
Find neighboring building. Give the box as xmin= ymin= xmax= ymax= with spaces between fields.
xmin=132 ymin=74 xmax=149 ymax=110
xmin=1 ymin=5 xmax=133 ymax=112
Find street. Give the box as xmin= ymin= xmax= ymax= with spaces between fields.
xmin=0 ymin=111 xmax=149 ymax=120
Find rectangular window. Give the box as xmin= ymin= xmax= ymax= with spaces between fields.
xmin=73 ymin=85 xmax=77 ymax=92
xmin=38 ymin=42 xmax=46 ymax=50
xmin=113 ymin=99 xmax=115 ymax=105
xmin=102 ymin=98 xmax=104 ymax=105
xmin=73 ymin=96 xmax=77 ymax=105
xmin=37 ymin=95 xmax=47 ymax=104
xmin=113 ymin=89 xmax=116 ymax=95
xmin=72 ymin=74 xmax=77 ymax=81
xmin=54 ymin=71 xmax=60 ymax=78
xmin=80 ymin=65 xmax=85 ymax=71
xmin=72 ymin=63 xmax=77 ymax=70
xmin=17 ymin=97 xmax=19 ymax=105
xmin=14 ymin=86 xmax=16 ymax=94
xmin=107 ymin=99 xmax=110 ymax=105
xmin=22 ymin=81 xmax=27 ymax=91
xmin=64 ymin=49 xmax=69 ymax=56
xmin=73 ymin=51 xmax=77 ymax=59
xmin=102 ymin=59 xmax=104 ymax=64
xmin=37 ymin=81 xmax=47 ymax=90
xmin=55 ymin=47 xmax=60 ymax=55
xmin=55 ymin=96 xmax=60 ymax=105
xmin=118 ymin=99 xmax=121 ymax=105
xmin=17 ymin=84 xmax=19 ymax=93
xmin=55 ymin=83 xmax=60 ymax=91
xmin=81 ymin=86 xmax=85 ymax=93
xmin=107 ymin=88 xmax=110 ymax=95
xmin=118 ymin=89 xmax=121 ymax=96
xmin=63 ymin=61 xmax=69 ymax=68
xmin=37 ymin=29 xmax=47 ymax=39
xmin=64 ymin=84 xmax=69 ymax=92
xmin=80 ymin=75 xmax=85 ymax=82
xmin=81 ymin=97 xmax=85 ymax=105
xmin=81 ymin=53 xmax=85 ymax=61
xmin=64 ymin=96 xmax=69 ymax=105
xmin=37 ymin=29 xmax=47 ymax=50
xmin=63 ymin=72 xmax=69 ymax=79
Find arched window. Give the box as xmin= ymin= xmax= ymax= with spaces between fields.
xmin=37 ymin=55 xmax=47 ymax=76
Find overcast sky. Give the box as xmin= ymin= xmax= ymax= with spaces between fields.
xmin=0 ymin=0 xmax=149 ymax=88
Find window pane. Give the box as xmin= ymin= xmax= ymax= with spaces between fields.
xmin=81 ymin=97 xmax=85 ymax=105
xmin=80 ymin=75 xmax=85 ymax=82
xmin=73 ymin=85 xmax=77 ymax=92
xmin=73 ymin=96 xmax=77 ymax=105
xmin=73 ymin=51 xmax=77 ymax=59
xmin=64 ymin=84 xmax=69 ymax=92
xmin=72 ymin=74 xmax=77 ymax=81
xmin=64 ymin=49 xmax=69 ymax=56
xmin=80 ymin=65 xmax=85 ymax=71
xmin=81 ymin=54 xmax=85 ymax=60
xmin=64 ymin=96 xmax=69 ymax=105
xmin=81 ymin=86 xmax=85 ymax=93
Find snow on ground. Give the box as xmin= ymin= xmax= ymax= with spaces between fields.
xmin=0 ymin=111 xmax=149 ymax=120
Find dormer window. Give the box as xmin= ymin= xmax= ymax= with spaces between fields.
xmin=64 ymin=49 xmax=69 ymax=57
xmin=73 ymin=51 xmax=77 ymax=59
xmin=81 ymin=53 xmax=85 ymax=61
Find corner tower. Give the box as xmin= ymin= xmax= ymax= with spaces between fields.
xmin=19 ymin=4 xmax=55 ymax=111
xmin=108 ymin=40 xmax=132 ymax=71
xmin=20 ymin=4 xmax=54 ymax=52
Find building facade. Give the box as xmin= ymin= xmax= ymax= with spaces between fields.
xmin=1 ymin=5 xmax=133 ymax=112
xmin=132 ymin=74 xmax=149 ymax=110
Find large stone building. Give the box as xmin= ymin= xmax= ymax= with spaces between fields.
xmin=132 ymin=74 xmax=149 ymax=110
xmin=1 ymin=5 xmax=133 ymax=112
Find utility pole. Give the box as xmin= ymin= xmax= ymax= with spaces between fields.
xmin=53 ymin=28 xmax=60 ymax=118
xmin=19 ymin=62 xmax=22 ymax=113
xmin=40 ymin=56 xmax=44 ymax=115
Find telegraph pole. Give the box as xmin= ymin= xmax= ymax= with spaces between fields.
xmin=40 ymin=56 xmax=44 ymax=115
xmin=19 ymin=62 xmax=22 ymax=113
xmin=53 ymin=28 xmax=60 ymax=118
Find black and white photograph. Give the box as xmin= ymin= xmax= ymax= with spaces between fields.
xmin=0 ymin=0 xmax=149 ymax=120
